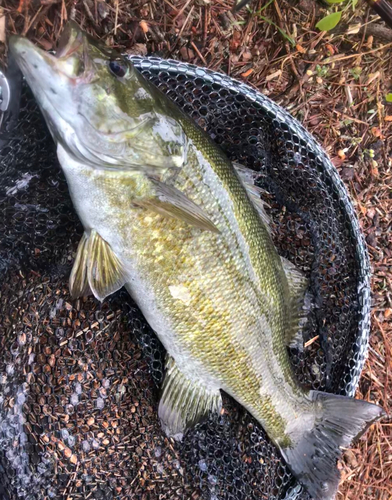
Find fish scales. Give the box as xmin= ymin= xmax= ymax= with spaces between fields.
xmin=61 ymin=136 xmax=297 ymax=435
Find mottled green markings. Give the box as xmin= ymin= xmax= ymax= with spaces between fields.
xmin=178 ymin=112 xmax=299 ymax=382
xmin=262 ymin=396 xmax=292 ymax=446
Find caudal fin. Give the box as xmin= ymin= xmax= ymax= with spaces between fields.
xmin=280 ymin=391 xmax=385 ymax=500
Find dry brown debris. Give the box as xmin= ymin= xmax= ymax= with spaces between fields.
xmin=1 ymin=1 xmax=391 ymax=499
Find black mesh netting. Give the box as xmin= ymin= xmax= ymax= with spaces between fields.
xmin=0 ymin=57 xmax=371 ymax=500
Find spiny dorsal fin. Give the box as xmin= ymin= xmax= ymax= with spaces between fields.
xmin=137 ymin=178 xmax=220 ymax=233
xmin=281 ymin=256 xmax=309 ymax=350
xmin=232 ymin=162 xmax=272 ymax=232
xmin=159 ymin=356 xmax=222 ymax=441
xmin=69 ymin=230 xmax=127 ymax=301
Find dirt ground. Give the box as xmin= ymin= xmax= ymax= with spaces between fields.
xmin=1 ymin=0 xmax=391 ymax=499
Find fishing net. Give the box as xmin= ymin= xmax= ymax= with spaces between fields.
xmin=0 ymin=57 xmax=371 ymax=500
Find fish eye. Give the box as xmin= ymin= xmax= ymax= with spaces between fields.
xmin=108 ymin=60 xmax=128 ymax=78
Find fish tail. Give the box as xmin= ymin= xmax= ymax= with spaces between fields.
xmin=280 ymin=391 xmax=385 ymax=500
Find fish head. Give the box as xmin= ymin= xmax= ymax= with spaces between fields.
xmin=9 ymin=21 xmax=186 ymax=170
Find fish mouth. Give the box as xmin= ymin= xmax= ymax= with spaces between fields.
xmin=55 ymin=20 xmax=84 ymax=58
xmin=9 ymin=21 xmax=89 ymax=82
xmin=8 ymin=22 xmax=92 ymax=147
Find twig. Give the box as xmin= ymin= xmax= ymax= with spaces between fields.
xmin=320 ymin=41 xmax=392 ymax=64
xmin=190 ymin=40 xmax=207 ymax=65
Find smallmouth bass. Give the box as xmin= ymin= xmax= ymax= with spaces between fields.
xmin=10 ymin=22 xmax=385 ymax=500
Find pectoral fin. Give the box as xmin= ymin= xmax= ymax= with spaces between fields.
xmin=159 ymin=356 xmax=222 ymax=441
xmin=138 ymin=178 xmax=220 ymax=233
xmin=69 ymin=230 xmax=127 ymax=302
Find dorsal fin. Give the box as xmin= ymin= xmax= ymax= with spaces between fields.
xmin=232 ymin=162 xmax=272 ymax=232
xmin=280 ymin=256 xmax=309 ymax=350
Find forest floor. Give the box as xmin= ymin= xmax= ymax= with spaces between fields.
xmin=1 ymin=0 xmax=392 ymax=499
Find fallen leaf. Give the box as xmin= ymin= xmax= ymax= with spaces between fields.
xmin=371 ymin=162 xmax=379 ymax=177
xmin=346 ymin=23 xmax=361 ymax=35
xmin=139 ymin=20 xmax=149 ymax=33
xmin=230 ymin=31 xmax=241 ymax=52
xmin=337 ymin=149 xmax=346 ymax=159
xmin=316 ymin=11 xmax=342 ymax=32
xmin=371 ymin=127 xmax=383 ymax=139
xmin=241 ymin=68 xmax=253 ymax=78
xmin=325 ymin=43 xmax=335 ymax=55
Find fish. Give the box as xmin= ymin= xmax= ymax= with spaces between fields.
xmin=9 ymin=22 xmax=385 ymax=500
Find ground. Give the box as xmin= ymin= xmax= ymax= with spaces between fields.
xmin=1 ymin=0 xmax=391 ymax=499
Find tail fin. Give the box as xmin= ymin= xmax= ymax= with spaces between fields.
xmin=281 ymin=391 xmax=385 ymax=500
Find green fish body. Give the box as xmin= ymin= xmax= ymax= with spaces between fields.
xmin=10 ymin=22 xmax=384 ymax=500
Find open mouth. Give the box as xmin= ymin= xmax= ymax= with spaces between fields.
xmin=9 ymin=21 xmax=85 ymax=75
xmin=54 ymin=21 xmax=84 ymax=59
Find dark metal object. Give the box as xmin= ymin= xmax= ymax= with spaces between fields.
xmin=0 ymin=70 xmax=10 ymax=131
xmin=232 ymin=0 xmax=252 ymax=12
xmin=0 ymin=58 xmax=371 ymax=500
xmin=365 ymin=0 xmax=392 ymax=30
xmin=0 ymin=57 xmax=22 ymax=145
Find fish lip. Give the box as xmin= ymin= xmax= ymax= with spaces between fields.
xmin=9 ymin=35 xmax=57 ymax=68
xmin=9 ymin=25 xmax=91 ymax=83
xmin=9 ymin=35 xmax=69 ymax=83
xmin=55 ymin=20 xmax=84 ymax=59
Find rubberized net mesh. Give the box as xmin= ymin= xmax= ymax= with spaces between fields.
xmin=0 ymin=57 xmax=371 ymax=500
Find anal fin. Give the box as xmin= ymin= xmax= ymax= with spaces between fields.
xmin=159 ymin=356 xmax=222 ymax=441
xmin=69 ymin=230 xmax=127 ymax=302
